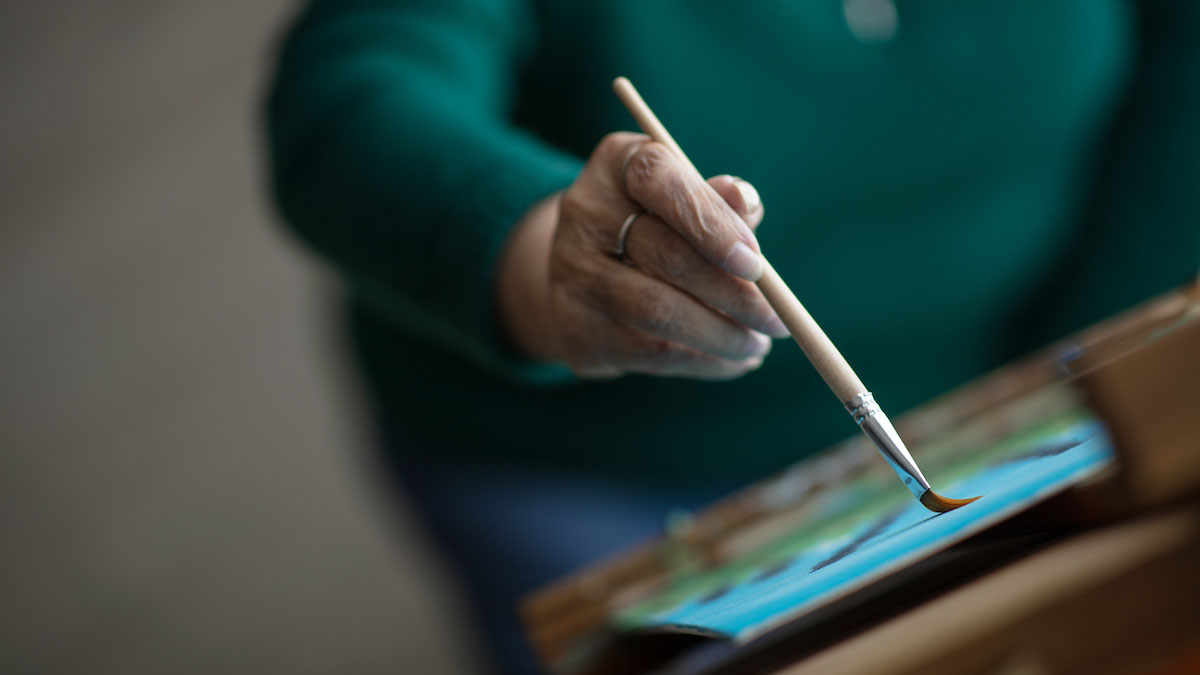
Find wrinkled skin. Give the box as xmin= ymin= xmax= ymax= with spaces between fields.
xmin=497 ymin=132 xmax=787 ymax=380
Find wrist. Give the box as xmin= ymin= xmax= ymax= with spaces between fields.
xmin=495 ymin=193 xmax=561 ymax=363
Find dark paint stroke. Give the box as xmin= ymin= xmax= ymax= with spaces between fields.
xmin=810 ymin=507 xmax=905 ymax=572
xmin=996 ymin=439 xmax=1081 ymax=466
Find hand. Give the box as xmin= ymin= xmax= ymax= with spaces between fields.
xmin=497 ymin=132 xmax=788 ymax=379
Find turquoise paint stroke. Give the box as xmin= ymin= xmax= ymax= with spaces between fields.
xmin=645 ymin=422 xmax=1112 ymax=640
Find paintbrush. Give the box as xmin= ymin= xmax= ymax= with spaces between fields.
xmin=612 ymin=76 xmax=979 ymax=513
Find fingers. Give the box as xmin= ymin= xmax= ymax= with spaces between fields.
xmin=591 ymin=262 xmax=773 ymax=361
xmin=623 ymin=339 xmax=764 ymax=380
xmin=548 ymin=132 xmax=779 ymax=381
xmin=620 ymin=213 xmax=788 ymax=337
xmin=621 ymin=141 xmax=764 ymax=281
xmin=707 ymin=175 xmax=763 ymax=229
xmin=555 ymin=302 xmax=764 ymax=380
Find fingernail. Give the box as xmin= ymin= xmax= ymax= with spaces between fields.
xmin=724 ymin=241 xmax=764 ymax=281
xmin=733 ymin=178 xmax=761 ymax=215
xmin=741 ymin=355 xmax=765 ymax=371
xmin=764 ymin=314 xmax=790 ymax=338
xmin=747 ymin=331 xmax=772 ymax=357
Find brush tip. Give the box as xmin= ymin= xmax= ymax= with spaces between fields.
xmin=919 ymin=490 xmax=981 ymax=513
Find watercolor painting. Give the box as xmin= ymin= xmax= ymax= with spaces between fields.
xmin=613 ymin=405 xmax=1113 ymax=642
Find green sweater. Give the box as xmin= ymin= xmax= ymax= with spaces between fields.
xmin=267 ymin=0 xmax=1199 ymax=482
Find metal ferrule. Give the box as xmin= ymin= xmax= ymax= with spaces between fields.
xmin=844 ymin=392 xmax=931 ymax=500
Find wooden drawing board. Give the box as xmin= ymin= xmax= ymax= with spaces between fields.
xmin=521 ymin=281 xmax=1200 ymax=674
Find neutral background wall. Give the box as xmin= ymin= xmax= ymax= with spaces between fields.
xmin=0 ymin=3 xmax=477 ymax=672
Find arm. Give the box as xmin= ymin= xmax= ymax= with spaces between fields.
xmin=266 ymin=0 xmax=583 ymax=383
xmin=495 ymin=145 xmax=787 ymax=379
xmin=268 ymin=1 xmax=786 ymax=385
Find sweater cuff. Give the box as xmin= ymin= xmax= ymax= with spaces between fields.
xmin=438 ymin=129 xmax=583 ymax=387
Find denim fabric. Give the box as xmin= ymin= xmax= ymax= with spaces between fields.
xmin=380 ymin=448 xmax=731 ymax=674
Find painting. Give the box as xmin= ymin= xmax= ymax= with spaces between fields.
xmin=613 ymin=402 xmax=1113 ymax=642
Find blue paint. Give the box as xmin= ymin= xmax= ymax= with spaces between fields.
xmin=643 ymin=422 xmax=1112 ymax=640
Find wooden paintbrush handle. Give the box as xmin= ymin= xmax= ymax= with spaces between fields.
xmin=613 ymin=76 xmax=868 ymax=403
xmin=612 ymin=77 xmax=697 ymax=174
xmin=756 ymin=260 xmax=866 ymax=401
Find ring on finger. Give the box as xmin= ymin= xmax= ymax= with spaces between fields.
xmin=613 ymin=209 xmax=648 ymax=262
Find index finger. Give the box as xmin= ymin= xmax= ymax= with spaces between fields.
xmin=621 ymin=142 xmax=764 ymax=281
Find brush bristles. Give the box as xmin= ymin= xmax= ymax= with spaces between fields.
xmin=919 ymin=490 xmax=981 ymax=513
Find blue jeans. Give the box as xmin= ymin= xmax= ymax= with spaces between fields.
xmin=379 ymin=448 xmax=731 ymax=674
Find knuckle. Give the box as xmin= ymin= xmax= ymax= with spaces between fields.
xmin=596 ymin=131 xmax=643 ymax=163
xmin=653 ymin=239 xmax=700 ymax=280
xmin=628 ymin=287 xmax=676 ymax=334
xmin=623 ymin=142 xmax=673 ymax=199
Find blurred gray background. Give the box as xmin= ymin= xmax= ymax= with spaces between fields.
xmin=0 ymin=3 xmax=477 ymax=673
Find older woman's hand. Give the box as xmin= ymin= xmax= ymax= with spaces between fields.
xmin=497 ymin=132 xmax=788 ymax=379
